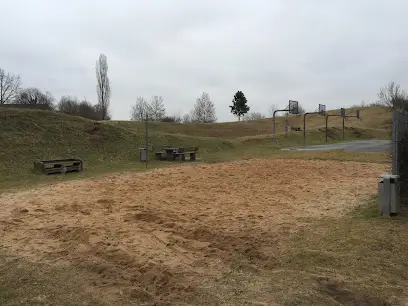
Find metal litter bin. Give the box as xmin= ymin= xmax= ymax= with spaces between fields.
xmin=378 ymin=174 xmax=400 ymax=216
xmin=139 ymin=147 xmax=147 ymax=162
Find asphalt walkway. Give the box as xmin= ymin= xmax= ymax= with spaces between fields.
xmin=281 ymin=140 xmax=391 ymax=153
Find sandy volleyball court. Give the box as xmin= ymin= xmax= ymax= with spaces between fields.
xmin=0 ymin=158 xmax=385 ymax=304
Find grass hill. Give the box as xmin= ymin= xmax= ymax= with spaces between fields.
xmin=107 ymin=106 xmax=391 ymax=139
xmin=0 ymin=106 xmax=391 ymax=189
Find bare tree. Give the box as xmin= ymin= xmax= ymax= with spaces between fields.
xmin=182 ymin=113 xmax=192 ymax=123
xmin=245 ymin=112 xmax=266 ymax=121
xmin=268 ymin=104 xmax=278 ymax=117
xmin=191 ymin=92 xmax=217 ymax=123
xmin=96 ymin=54 xmax=111 ymax=120
xmin=378 ymin=81 xmax=408 ymax=111
xmin=14 ymin=88 xmax=55 ymax=109
xmin=149 ymin=95 xmax=166 ymax=121
xmin=0 ymin=68 xmax=21 ymax=104
xmin=131 ymin=96 xmax=150 ymax=121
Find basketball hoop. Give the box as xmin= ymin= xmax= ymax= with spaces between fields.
xmin=289 ymin=100 xmax=299 ymax=114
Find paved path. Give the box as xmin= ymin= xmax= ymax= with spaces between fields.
xmin=281 ymin=140 xmax=391 ymax=153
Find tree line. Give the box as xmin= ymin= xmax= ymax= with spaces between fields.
xmin=1 ymin=55 xmax=305 ymax=123
xmin=129 ymin=90 xmax=309 ymax=123
xmin=0 ymin=54 xmax=111 ymax=121
xmin=130 ymin=92 xmax=218 ymax=123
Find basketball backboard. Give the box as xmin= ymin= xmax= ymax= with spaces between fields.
xmin=318 ymin=104 xmax=326 ymax=116
xmin=289 ymin=100 xmax=299 ymax=114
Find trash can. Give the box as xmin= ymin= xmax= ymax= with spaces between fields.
xmin=139 ymin=147 xmax=147 ymax=162
xmin=378 ymin=174 xmax=400 ymax=216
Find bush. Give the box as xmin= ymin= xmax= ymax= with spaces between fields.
xmin=160 ymin=115 xmax=182 ymax=123
xmin=58 ymin=96 xmax=103 ymax=120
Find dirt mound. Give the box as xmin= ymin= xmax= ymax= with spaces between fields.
xmin=0 ymin=158 xmax=384 ymax=304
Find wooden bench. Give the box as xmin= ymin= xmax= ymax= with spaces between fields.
xmin=173 ymin=147 xmax=198 ymax=161
xmin=34 ymin=158 xmax=83 ymax=174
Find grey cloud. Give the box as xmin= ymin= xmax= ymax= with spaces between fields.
xmin=1 ymin=0 xmax=408 ymax=121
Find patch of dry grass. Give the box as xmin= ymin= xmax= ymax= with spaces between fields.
xmin=108 ymin=106 xmax=391 ymax=139
xmin=0 ymin=253 xmax=107 ymax=306
xmin=187 ymin=199 xmax=408 ymax=305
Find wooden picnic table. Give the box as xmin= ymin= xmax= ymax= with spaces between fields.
xmin=164 ymin=147 xmax=179 ymax=160
xmin=155 ymin=147 xmax=198 ymax=161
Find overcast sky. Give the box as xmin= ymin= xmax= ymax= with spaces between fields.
xmin=1 ymin=0 xmax=408 ymax=121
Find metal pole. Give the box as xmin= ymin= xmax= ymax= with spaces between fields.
xmin=272 ymin=109 xmax=290 ymax=144
xmin=342 ymin=116 xmax=345 ymax=141
xmin=145 ymin=114 xmax=148 ymax=169
xmin=272 ymin=110 xmax=277 ymax=143
xmin=303 ymin=112 xmax=316 ymax=145
xmin=325 ymin=115 xmax=329 ymax=143
xmin=392 ymin=111 xmax=397 ymax=175
xmin=303 ymin=113 xmax=307 ymax=145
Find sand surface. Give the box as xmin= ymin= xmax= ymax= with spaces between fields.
xmin=0 ymin=158 xmax=385 ymax=304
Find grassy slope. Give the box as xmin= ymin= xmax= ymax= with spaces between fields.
xmin=0 ymin=106 xmax=390 ymax=189
xmin=0 ymin=108 xmax=233 ymax=188
xmin=107 ymin=106 xmax=391 ymax=139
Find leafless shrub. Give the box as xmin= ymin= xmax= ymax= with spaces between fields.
xmin=378 ymin=81 xmax=408 ymax=111
xmin=245 ymin=112 xmax=266 ymax=121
